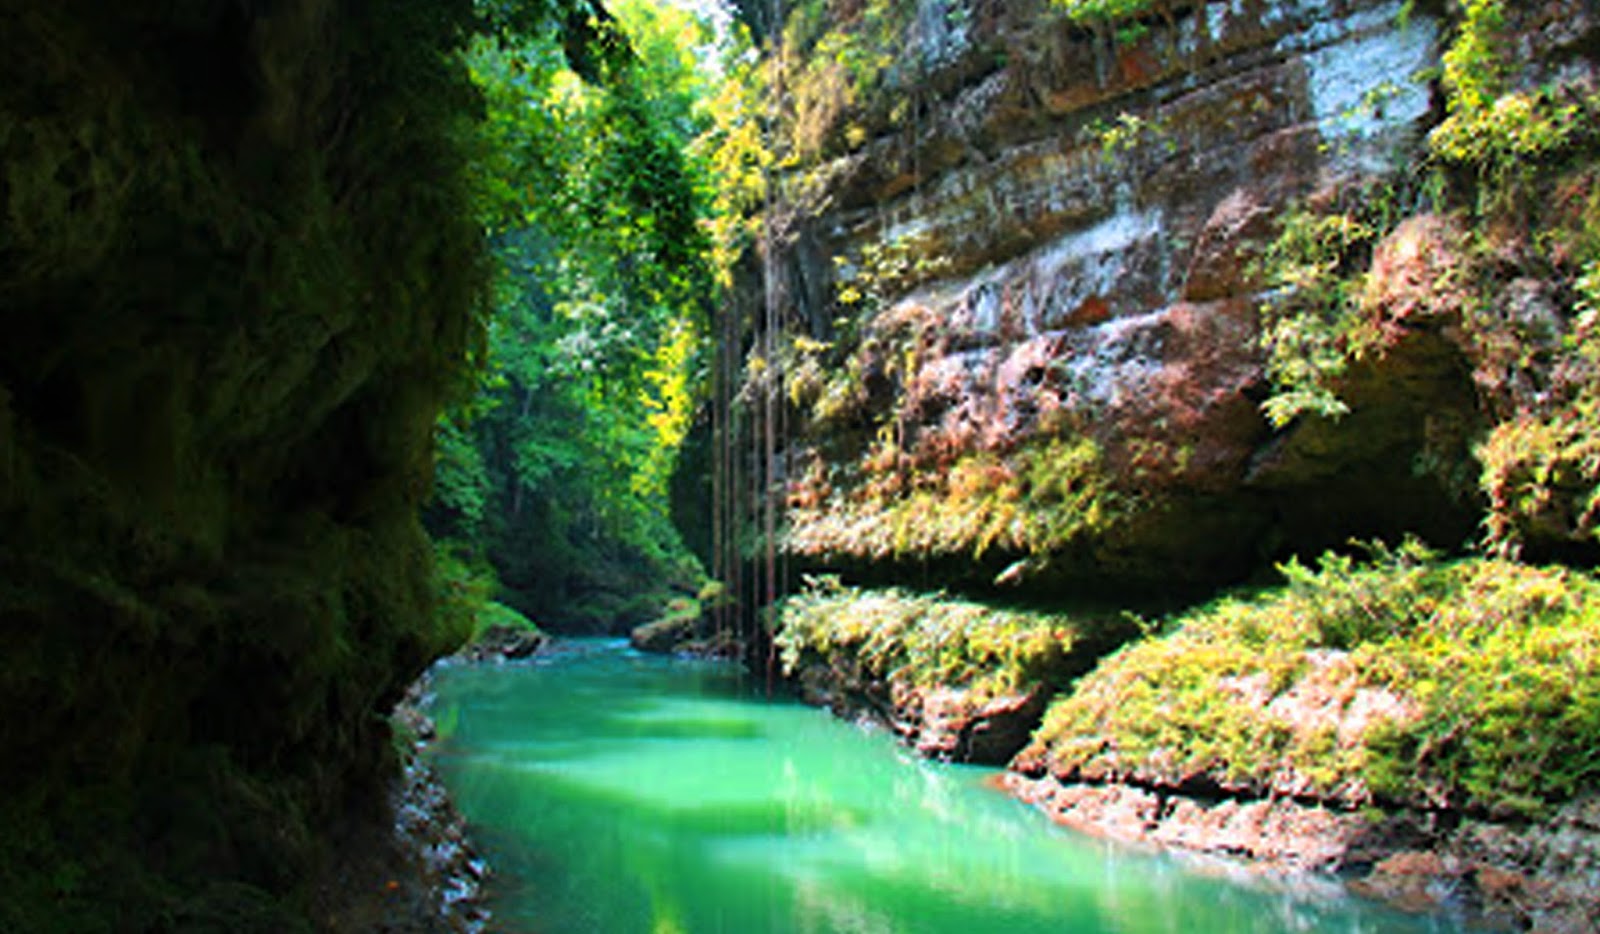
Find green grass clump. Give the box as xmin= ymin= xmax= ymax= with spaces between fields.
xmin=775 ymin=576 xmax=1096 ymax=701
xmin=476 ymin=600 xmax=543 ymax=638
xmin=1032 ymin=543 xmax=1600 ymax=817
xmin=1053 ymin=0 xmax=1158 ymax=25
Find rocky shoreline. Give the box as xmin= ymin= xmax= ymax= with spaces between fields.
xmin=776 ymin=638 xmax=1599 ymax=934
xmin=382 ymin=628 xmax=1600 ymax=934
xmin=1000 ymin=773 xmax=1600 ymax=934
xmin=314 ymin=674 xmax=492 ymax=933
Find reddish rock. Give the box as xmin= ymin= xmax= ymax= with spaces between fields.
xmin=756 ymin=0 xmax=1498 ymax=591
xmin=1182 ymin=187 xmax=1279 ymax=304
xmin=1064 ymin=295 xmax=1111 ymax=327
xmin=901 ymin=684 xmax=1051 ymax=765
xmin=1005 ymin=771 xmax=1600 ymax=933
xmin=1360 ymin=214 xmax=1471 ymax=328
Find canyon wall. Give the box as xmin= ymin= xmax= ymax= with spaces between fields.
xmin=0 ymin=0 xmax=485 ymax=926
xmin=753 ymin=0 xmax=1596 ymax=596
xmin=753 ymin=4 xmax=1600 ymax=927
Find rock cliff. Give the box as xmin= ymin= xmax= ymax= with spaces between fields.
xmin=749 ymin=1 xmax=1600 ymax=927
xmin=0 ymin=0 xmax=485 ymax=926
xmin=748 ymin=0 xmax=1593 ymax=595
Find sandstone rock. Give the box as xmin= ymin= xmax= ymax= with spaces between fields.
xmin=901 ymin=684 xmax=1050 ymax=765
xmin=1006 ymin=772 xmax=1600 ymax=932
xmin=759 ymin=0 xmax=1489 ymax=592
xmin=629 ymin=614 xmax=699 ymax=654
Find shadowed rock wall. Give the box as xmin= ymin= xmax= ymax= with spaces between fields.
xmin=0 ymin=0 xmax=485 ymax=926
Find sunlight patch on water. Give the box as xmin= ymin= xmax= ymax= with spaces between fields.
xmin=427 ymin=640 xmax=1459 ymax=934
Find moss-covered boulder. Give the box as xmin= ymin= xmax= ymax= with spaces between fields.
xmin=1018 ymin=546 xmax=1600 ymax=819
xmin=774 ymin=576 xmax=1126 ymax=763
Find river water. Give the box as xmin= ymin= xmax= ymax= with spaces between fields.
xmin=424 ymin=639 xmax=1459 ymax=933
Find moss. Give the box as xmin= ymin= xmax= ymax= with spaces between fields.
xmin=785 ymin=434 xmax=1126 ymax=565
xmin=1032 ymin=544 xmax=1600 ymax=817
xmin=477 ymin=600 xmax=543 ymax=637
xmin=0 ymin=0 xmax=488 ymax=925
xmin=775 ymin=576 xmax=1113 ymax=702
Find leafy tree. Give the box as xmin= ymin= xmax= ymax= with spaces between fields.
xmin=429 ymin=0 xmax=728 ymax=631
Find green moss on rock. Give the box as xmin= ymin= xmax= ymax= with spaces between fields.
xmin=785 ymin=434 xmax=1126 ymax=566
xmin=776 ymin=575 xmax=1110 ymax=701
xmin=1026 ymin=544 xmax=1600 ymax=819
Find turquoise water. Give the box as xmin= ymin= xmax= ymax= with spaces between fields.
xmin=425 ymin=640 xmax=1458 ymax=933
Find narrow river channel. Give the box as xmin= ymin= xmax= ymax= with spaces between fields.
xmin=425 ymin=639 xmax=1463 ymax=933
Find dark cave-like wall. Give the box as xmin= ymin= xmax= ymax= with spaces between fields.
xmin=0 ymin=0 xmax=486 ymax=927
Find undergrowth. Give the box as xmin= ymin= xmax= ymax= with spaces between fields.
xmin=432 ymin=542 xmax=543 ymax=642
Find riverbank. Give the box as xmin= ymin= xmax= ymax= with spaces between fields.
xmin=313 ymin=676 xmax=490 ymax=933
xmin=1000 ymin=773 xmax=1600 ymax=934
xmin=767 ymin=553 xmax=1600 ymax=932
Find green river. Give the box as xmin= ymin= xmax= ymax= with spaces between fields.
xmin=425 ymin=639 xmax=1462 ymax=933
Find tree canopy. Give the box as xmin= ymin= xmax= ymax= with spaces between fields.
xmin=429 ymin=0 xmax=750 ymax=632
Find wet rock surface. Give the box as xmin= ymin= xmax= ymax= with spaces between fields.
xmin=1002 ymin=773 xmax=1600 ymax=933
xmin=315 ymin=679 xmax=490 ymax=933
xmin=896 ymin=683 xmax=1051 ymax=765
xmin=792 ymin=653 xmax=1047 ymax=766
xmin=630 ymin=614 xmax=701 ymax=654
xmin=454 ymin=625 xmax=547 ymax=663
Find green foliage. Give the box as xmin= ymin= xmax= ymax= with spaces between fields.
xmin=1081 ymin=112 xmax=1162 ymax=159
xmin=1033 ymin=545 xmax=1600 ymax=817
xmin=0 ymin=0 xmax=509 ymax=924
xmin=775 ymin=576 xmax=1089 ymax=701
xmin=432 ymin=416 xmax=493 ymax=540
xmin=435 ymin=0 xmax=731 ymax=625
xmin=1427 ymin=0 xmax=1600 ymax=552
xmin=1473 ymin=195 xmax=1600 ymax=552
xmin=784 ymin=435 xmax=1123 ymax=562
xmin=1477 ymin=380 xmax=1600 ymax=555
xmin=1051 ymin=0 xmax=1162 ymax=47
xmin=778 ymin=0 xmax=901 ymax=162
xmin=767 ymin=0 xmax=971 ymax=168
xmin=1052 ymin=0 xmax=1158 ymax=29
xmin=1427 ymin=0 xmax=1592 ymax=202
xmin=431 ymin=543 xmax=502 ymax=645
xmin=1254 ymin=186 xmax=1412 ymax=428
xmin=694 ymin=32 xmax=771 ymax=287
xmin=832 ymin=232 xmax=953 ymax=314
xmin=477 ymin=599 xmax=545 ymax=638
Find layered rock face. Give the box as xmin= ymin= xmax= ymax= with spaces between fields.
xmin=0 ymin=0 xmax=483 ymax=926
xmin=753 ymin=3 xmax=1600 ymax=926
xmin=762 ymin=0 xmax=1485 ymax=594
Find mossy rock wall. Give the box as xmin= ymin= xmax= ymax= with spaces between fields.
xmin=1018 ymin=550 xmax=1600 ymax=820
xmin=0 ymin=0 xmax=484 ymax=926
xmin=745 ymin=0 xmax=1600 ymax=595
